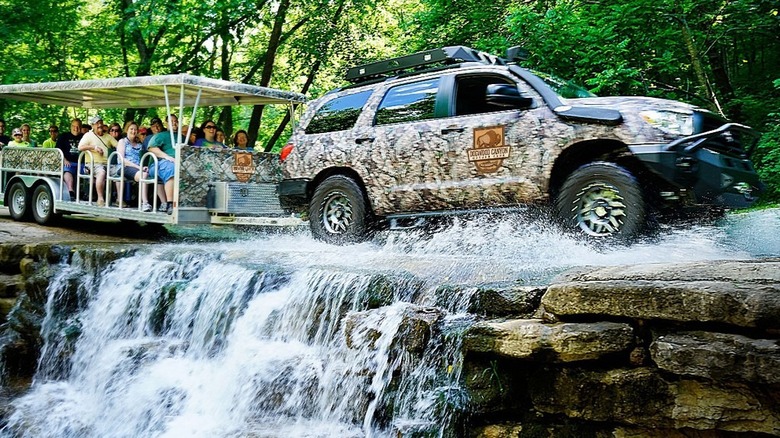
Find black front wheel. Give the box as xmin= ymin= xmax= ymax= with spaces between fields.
xmin=7 ymin=181 xmax=31 ymax=221
xmin=555 ymin=162 xmax=645 ymax=238
xmin=309 ymin=175 xmax=369 ymax=244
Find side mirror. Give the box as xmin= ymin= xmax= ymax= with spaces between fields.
xmin=485 ymin=84 xmax=533 ymax=109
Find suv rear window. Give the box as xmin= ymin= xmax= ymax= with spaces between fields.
xmin=305 ymin=89 xmax=373 ymax=134
xmin=375 ymin=78 xmax=440 ymax=125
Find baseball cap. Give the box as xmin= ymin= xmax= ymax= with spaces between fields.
xmin=150 ymin=117 xmax=163 ymax=126
xmin=89 ymin=115 xmax=103 ymax=125
xmin=12 ymin=128 xmax=22 ymax=136
xmin=139 ymin=127 xmax=149 ymax=135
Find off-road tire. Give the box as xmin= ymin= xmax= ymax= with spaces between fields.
xmin=555 ymin=162 xmax=645 ymax=238
xmin=7 ymin=181 xmax=31 ymax=221
xmin=31 ymin=184 xmax=59 ymax=225
xmin=309 ymin=175 xmax=369 ymax=244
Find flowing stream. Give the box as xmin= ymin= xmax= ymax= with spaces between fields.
xmin=1 ymin=209 xmax=778 ymax=437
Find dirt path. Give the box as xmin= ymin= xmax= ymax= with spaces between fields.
xmin=0 ymin=207 xmax=161 ymax=245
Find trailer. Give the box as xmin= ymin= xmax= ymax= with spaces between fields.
xmin=0 ymin=74 xmax=306 ymax=228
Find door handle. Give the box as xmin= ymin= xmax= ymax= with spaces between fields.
xmin=355 ymin=137 xmax=375 ymax=144
xmin=441 ymin=127 xmax=465 ymax=134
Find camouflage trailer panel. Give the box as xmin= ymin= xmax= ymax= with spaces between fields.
xmin=179 ymin=145 xmax=283 ymax=208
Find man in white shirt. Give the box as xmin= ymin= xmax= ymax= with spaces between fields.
xmin=78 ymin=115 xmax=117 ymax=207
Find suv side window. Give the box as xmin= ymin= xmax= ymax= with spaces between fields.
xmin=305 ymin=89 xmax=373 ymax=134
xmin=375 ymin=78 xmax=440 ymax=126
xmin=454 ymin=74 xmax=519 ymax=116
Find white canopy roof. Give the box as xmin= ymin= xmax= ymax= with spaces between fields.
xmin=0 ymin=74 xmax=306 ymax=109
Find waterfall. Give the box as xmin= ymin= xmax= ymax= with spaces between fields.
xmin=1 ymin=244 xmax=474 ymax=438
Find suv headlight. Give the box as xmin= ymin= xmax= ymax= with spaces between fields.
xmin=640 ymin=110 xmax=694 ymax=136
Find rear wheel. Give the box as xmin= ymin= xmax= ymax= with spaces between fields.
xmin=31 ymin=184 xmax=59 ymax=225
xmin=7 ymin=181 xmax=30 ymax=221
xmin=309 ymin=175 xmax=369 ymax=244
xmin=555 ymin=162 xmax=645 ymax=238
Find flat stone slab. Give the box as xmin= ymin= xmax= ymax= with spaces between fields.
xmin=529 ymin=367 xmax=780 ymax=435
xmin=464 ymin=318 xmax=634 ymax=362
xmin=543 ymin=260 xmax=780 ymax=329
xmin=650 ymin=331 xmax=780 ymax=384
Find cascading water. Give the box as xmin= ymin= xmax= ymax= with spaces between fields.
xmin=2 ymin=209 xmax=778 ymax=437
xmin=1 ymin=242 xmax=475 ymax=438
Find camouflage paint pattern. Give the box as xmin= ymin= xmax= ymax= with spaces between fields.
xmin=1 ymin=147 xmax=63 ymax=174
xmin=282 ymin=65 xmax=697 ymax=216
xmin=178 ymin=145 xmax=283 ymax=207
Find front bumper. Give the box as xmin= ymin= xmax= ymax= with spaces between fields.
xmin=629 ymin=123 xmax=763 ymax=208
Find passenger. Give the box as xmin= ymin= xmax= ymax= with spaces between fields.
xmin=108 ymin=122 xmax=122 ymax=142
xmin=20 ymin=124 xmax=37 ymax=147
xmin=194 ymin=120 xmax=226 ymax=150
xmin=42 ymin=125 xmax=59 ymax=148
xmin=147 ymin=114 xmax=183 ymax=214
xmin=138 ymin=126 xmax=149 ymax=146
xmin=188 ymin=127 xmax=202 ymax=146
xmin=122 ymin=120 xmax=135 ymax=136
xmin=143 ymin=117 xmax=163 ymax=149
xmin=216 ymin=127 xmax=227 ymax=145
xmin=8 ymin=128 xmax=29 ymax=147
xmin=80 ymin=123 xmax=91 ymax=135
xmin=56 ymin=118 xmax=83 ymax=199
xmin=78 ymin=115 xmax=117 ymax=207
xmin=0 ymin=119 xmax=10 ymax=147
xmin=115 ymin=122 xmax=152 ymax=212
xmin=232 ymin=130 xmax=251 ymax=151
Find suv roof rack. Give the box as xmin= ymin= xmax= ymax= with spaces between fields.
xmin=345 ymin=46 xmax=507 ymax=83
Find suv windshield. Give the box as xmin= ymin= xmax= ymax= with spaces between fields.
xmin=531 ymin=70 xmax=596 ymax=99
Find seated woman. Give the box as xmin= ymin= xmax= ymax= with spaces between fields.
xmin=114 ymin=122 xmax=152 ymax=212
xmin=193 ymin=120 xmax=226 ymax=150
xmin=232 ymin=130 xmax=252 ymax=151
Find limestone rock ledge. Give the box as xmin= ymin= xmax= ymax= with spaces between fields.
xmin=465 ymin=259 xmax=780 ymax=437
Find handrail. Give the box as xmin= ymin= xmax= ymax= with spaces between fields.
xmin=76 ymin=151 xmax=97 ymax=205
xmin=139 ymin=152 xmax=161 ymax=212
xmin=106 ymin=151 xmax=126 ymax=208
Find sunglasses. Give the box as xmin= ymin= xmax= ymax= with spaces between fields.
xmin=204 ymin=125 xmax=217 ymax=129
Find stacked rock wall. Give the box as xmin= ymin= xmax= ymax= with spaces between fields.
xmin=463 ymin=259 xmax=780 ymax=437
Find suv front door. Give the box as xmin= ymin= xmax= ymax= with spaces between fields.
xmin=368 ymin=70 xmax=547 ymax=215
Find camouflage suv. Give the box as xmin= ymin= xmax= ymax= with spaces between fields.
xmin=280 ymin=46 xmax=763 ymax=244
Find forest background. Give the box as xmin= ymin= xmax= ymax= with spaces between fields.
xmin=0 ymin=0 xmax=778 ymax=202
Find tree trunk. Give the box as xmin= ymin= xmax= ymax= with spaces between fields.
xmin=246 ymin=0 xmax=291 ymax=148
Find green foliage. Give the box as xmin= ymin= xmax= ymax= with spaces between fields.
xmin=754 ymin=122 xmax=780 ymax=203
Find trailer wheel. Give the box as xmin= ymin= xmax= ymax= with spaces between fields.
xmin=555 ymin=162 xmax=645 ymax=239
xmin=309 ymin=175 xmax=369 ymax=244
xmin=31 ymin=184 xmax=58 ymax=225
xmin=7 ymin=181 xmax=31 ymax=221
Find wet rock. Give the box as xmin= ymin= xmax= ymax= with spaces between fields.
xmin=344 ymin=304 xmax=443 ymax=354
xmin=461 ymin=357 xmax=518 ymax=415
xmin=650 ymin=331 xmax=780 ymax=384
xmin=469 ymin=423 xmax=523 ymax=438
xmin=462 ymin=284 xmax=545 ymax=317
xmin=464 ymin=319 xmax=635 ymax=362
xmin=0 ymin=273 xmax=22 ymax=298
xmin=543 ymin=277 xmax=780 ymax=329
xmin=529 ymin=367 xmax=780 ymax=434
xmin=365 ymin=273 xmax=425 ymax=309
